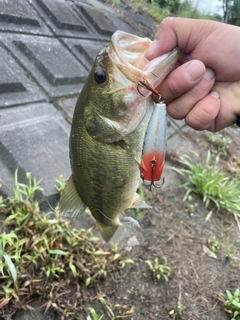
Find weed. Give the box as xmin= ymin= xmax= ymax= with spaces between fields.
xmin=87 ymin=307 xmax=104 ymax=320
xmin=0 ymin=232 xmax=19 ymax=284
xmin=177 ymin=301 xmax=186 ymax=314
xmin=186 ymin=195 xmax=198 ymax=215
xmin=98 ymin=296 xmax=114 ymax=318
xmin=226 ymin=245 xmax=237 ymax=259
xmin=147 ymin=1 xmax=169 ymax=22
xmin=115 ymin=0 xmax=219 ymax=22
xmin=208 ymin=235 xmax=221 ymax=253
xmin=0 ymin=171 xmax=134 ymax=317
xmin=54 ymin=174 xmax=66 ymax=193
xmin=170 ymin=151 xmax=240 ymax=228
xmin=0 ymin=195 xmax=6 ymax=208
xmin=223 ymin=289 xmax=240 ymax=319
xmin=145 ymin=257 xmax=170 ymax=283
xmin=123 ymin=0 xmax=169 ymax=22
xmin=206 ymin=131 xmax=232 ymax=157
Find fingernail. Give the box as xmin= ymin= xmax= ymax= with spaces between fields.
xmin=203 ymin=68 xmax=215 ymax=81
xmin=185 ymin=61 xmax=205 ymax=82
xmin=145 ymin=40 xmax=160 ymax=59
xmin=209 ymin=91 xmax=219 ymax=99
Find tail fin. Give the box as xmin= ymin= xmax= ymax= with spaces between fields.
xmin=96 ymin=221 xmax=118 ymax=242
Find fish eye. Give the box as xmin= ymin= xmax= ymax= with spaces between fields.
xmin=94 ymin=68 xmax=107 ymax=84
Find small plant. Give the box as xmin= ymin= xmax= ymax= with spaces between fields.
xmin=208 ymin=235 xmax=221 ymax=252
xmin=87 ymin=307 xmax=104 ymax=320
xmin=170 ymin=151 xmax=240 ymax=228
xmin=98 ymin=296 xmax=114 ymax=318
xmin=226 ymin=245 xmax=237 ymax=259
xmin=55 ymin=175 xmax=66 ymax=193
xmin=206 ymin=131 xmax=232 ymax=157
xmin=186 ymin=195 xmax=198 ymax=214
xmin=177 ymin=301 xmax=186 ymax=315
xmin=223 ymin=289 xmax=240 ymax=319
xmin=145 ymin=257 xmax=170 ymax=283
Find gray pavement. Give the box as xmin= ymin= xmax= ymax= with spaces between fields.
xmin=0 ymin=1 xmax=187 ymax=318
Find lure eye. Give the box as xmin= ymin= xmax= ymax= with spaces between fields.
xmin=94 ymin=68 xmax=107 ymax=84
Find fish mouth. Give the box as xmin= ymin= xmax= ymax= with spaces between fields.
xmin=109 ymin=31 xmax=179 ymax=96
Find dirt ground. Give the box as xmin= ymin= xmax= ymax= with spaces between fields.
xmin=77 ymin=127 xmax=240 ymax=320
xmin=2 ymin=127 xmax=240 ymax=320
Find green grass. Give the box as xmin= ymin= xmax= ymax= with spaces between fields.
xmin=223 ymin=289 xmax=240 ymax=320
xmin=206 ymin=131 xmax=232 ymax=157
xmin=87 ymin=307 xmax=104 ymax=320
xmin=170 ymin=151 xmax=240 ymax=228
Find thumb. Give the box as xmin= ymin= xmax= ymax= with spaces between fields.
xmin=146 ymin=17 xmax=210 ymax=60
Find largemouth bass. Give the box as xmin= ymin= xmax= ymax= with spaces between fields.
xmin=60 ymin=31 xmax=179 ymax=241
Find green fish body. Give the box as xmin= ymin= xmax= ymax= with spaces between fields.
xmin=60 ymin=31 xmax=179 ymax=241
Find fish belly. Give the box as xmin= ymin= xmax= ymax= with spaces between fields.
xmin=70 ymin=118 xmax=140 ymax=228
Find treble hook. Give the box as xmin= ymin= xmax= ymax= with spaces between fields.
xmin=137 ymin=80 xmax=159 ymax=96
xmin=137 ymin=80 xmax=165 ymax=103
xmin=141 ymin=158 xmax=165 ymax=191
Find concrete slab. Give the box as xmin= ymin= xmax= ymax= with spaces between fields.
xmin=0 ymin=43 xmax=46 ymax=108
xmin=0 ymin=0 xmax=52 ymax=35
xmin=54 ymin=96 xmax=78 ymax=121
xmin=61 ymin=38 xmax=108 ymax=68
xmin=29 ymin=0 xmax=96 ymax=38
xmin=0 ymin=103 xmax=71 ymax=197
xmin=3 ymin=34 xmax=88 ymax=99
xmin=74 ymin=2 xmax=134 ymax=39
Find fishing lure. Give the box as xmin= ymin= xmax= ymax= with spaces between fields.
xmin=138 ymin=81 xmax=167 ymax=190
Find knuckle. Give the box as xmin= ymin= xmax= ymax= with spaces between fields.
xmin=188 ymin=79 xmax=214 ymax=100
xmin=167 ymin=102 xmax=185 ymax=119
xmin=185 ymin=114 xmax=205 ymax=130
xmin=168 ymin=78 xmax=185 ymax=97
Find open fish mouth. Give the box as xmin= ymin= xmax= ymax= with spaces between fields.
xmin=109 ymin=31 xmax=179 ymax=96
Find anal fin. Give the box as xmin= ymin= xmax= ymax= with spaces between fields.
xmin=128 ymin=193 xmax=152 ymax=209
xmin=60 ymin=175 xmax=87 ymax=218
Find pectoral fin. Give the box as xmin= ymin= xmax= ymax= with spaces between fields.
xmin=60 ymin=175 xmax=87 ymax=218
xmin=84 ymin=113 xmax=124 ymax=143
xmin=128 ymin=193 xmax=152 ymax=209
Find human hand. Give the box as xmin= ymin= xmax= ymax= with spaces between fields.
xmin=146 ymin=17 xmax=240 ymax=131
